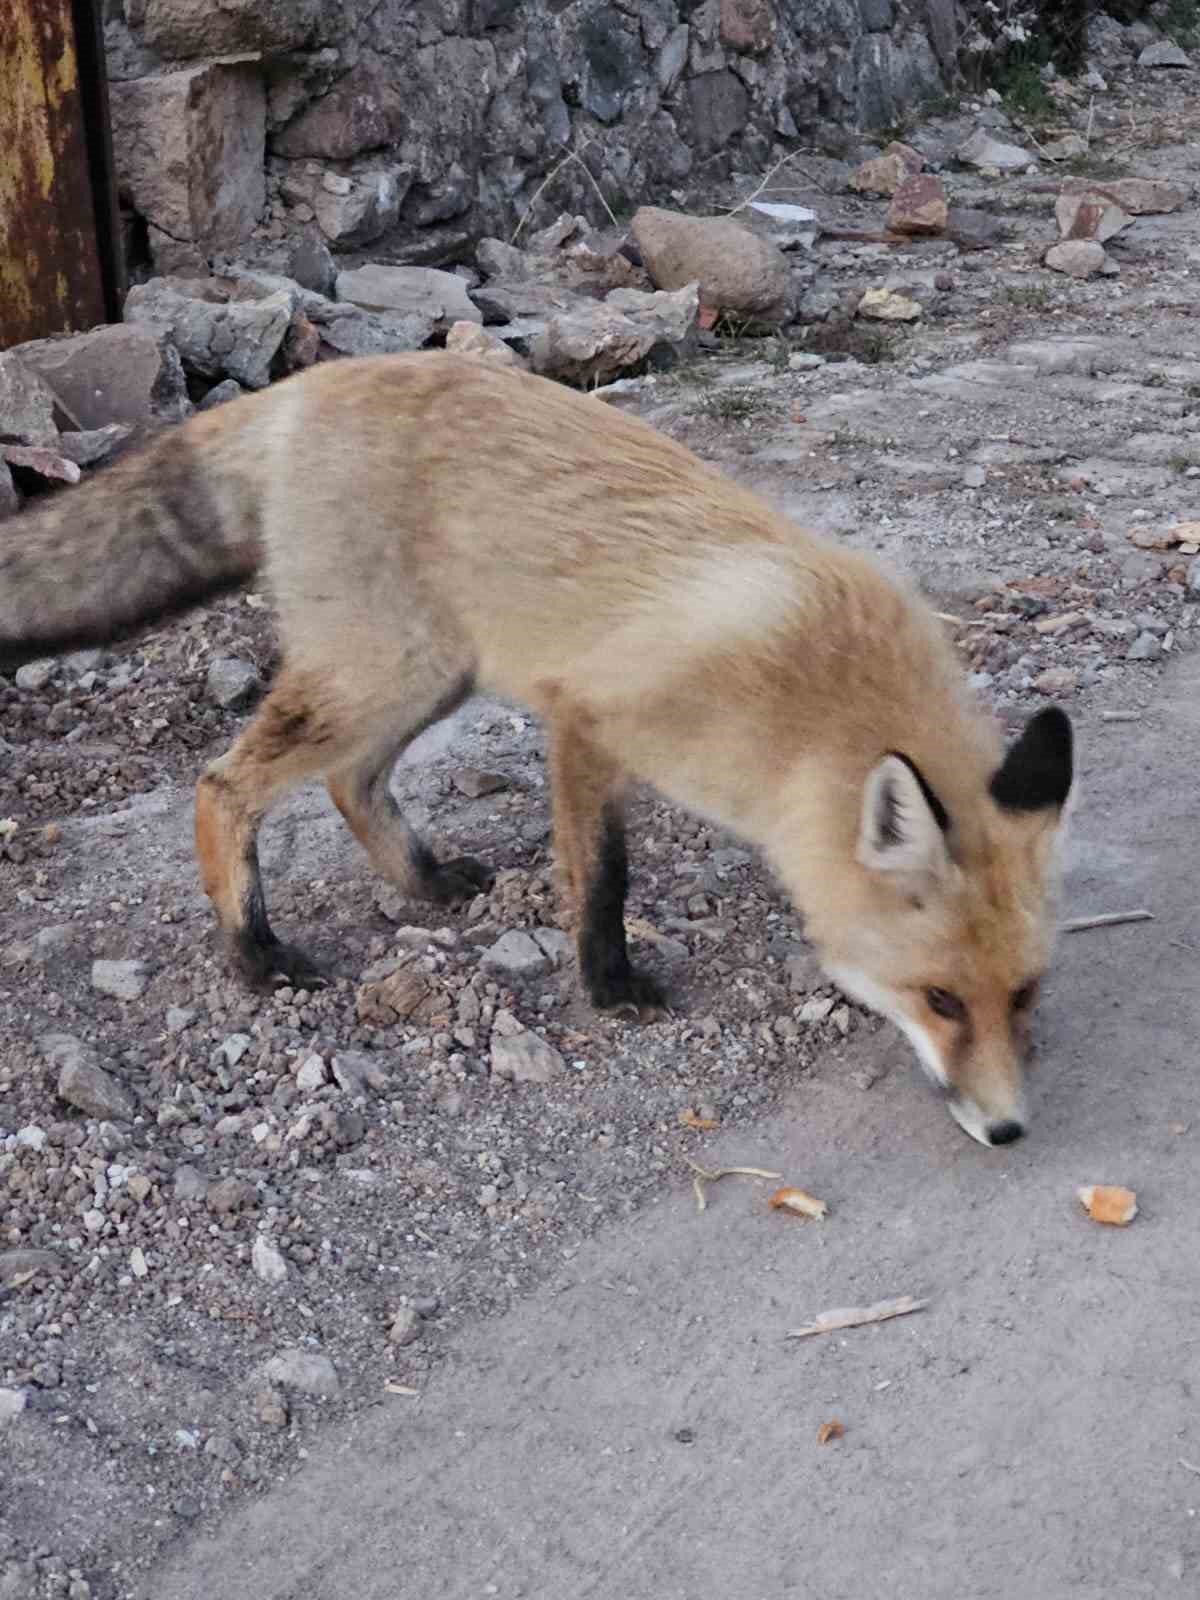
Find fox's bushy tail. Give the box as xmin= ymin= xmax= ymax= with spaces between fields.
xmin=0 ymin=414 xmax=265 ymax=674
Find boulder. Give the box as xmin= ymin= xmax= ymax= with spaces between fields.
xmin=273 ymin=60 xmax=404 ymax=161
xmin=123 ymin=278 xmax=292 ymax=390
xmin=848 ymin=141 xmax=923 ymax=197
xmin=142 ymin=0 xmax=322 ymax=58
xmin=631 ymin=206 xmax=794 ymax=323
xmin=1044 ymin=240 xmax=1108 ymax=279
xmin=1055 ymin=190 xmax=1132 ymax=243
xmin=335 ymin=264 xmax=482 ymax=329
xmin=445 ymin=322 xmax=526 ymax=368
xmin=1138 ymin=39 xmax=1191 ymax=68
xmin=279 ymin=164 xmax=411 ymax=249
xmin=957 ymin=128 xmax=1035 ymax=172
xmin=887 ymin=173 xmax=948 ymax=235
xmin=7 ymin=325 xmax=191 ymax=429
xmin=0 ymin=354 xmax=60 ymax=445
xmin=108 ymin=63 xmax=265 ymax=253
xmin=530 ymin=282 xmax=698 ymax=386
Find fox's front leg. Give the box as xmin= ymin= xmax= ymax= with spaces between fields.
xmin=548 ymin=715 xmax=664 ymax=1019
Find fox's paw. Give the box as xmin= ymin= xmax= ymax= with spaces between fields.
xmin=587 ymin=966 xmax=668 ymax=1023
xmin=234 ymin=935 xmax=328 ymax=992
xmin=427 ymin=855 xmax=495 ymax=903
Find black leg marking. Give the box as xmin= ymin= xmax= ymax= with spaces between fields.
xmin=231 ymin=851 xmax=326 ymax=990
xmin=410 ymin=839 xmax=495 ymax=904
xmin=579 ymin=804 xmax=665 ymax=1017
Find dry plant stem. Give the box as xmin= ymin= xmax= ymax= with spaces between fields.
xmin=683 ymin=1156 xmax=783 ymax=1213
xmin=1062 ymin=910 xmax=1154 ymax=933
xmin=724 ymin=150 xmax=827 ymax=216
xmin=786 ymin=1295 xmax=930 ymax=1339
xmin=511 ymin=143 xmax=617 ymax=242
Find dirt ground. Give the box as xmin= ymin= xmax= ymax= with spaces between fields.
xmin=5 ymin=44 xmax=1200 ymax=1600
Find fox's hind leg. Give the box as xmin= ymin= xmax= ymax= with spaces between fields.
xmin=549 ymin=714 xmax=665 ymax=1019
xmin=326 ymin=684 xmax=494 ymax=906
xmin=195 ymin=667 xmax=359 ymax=988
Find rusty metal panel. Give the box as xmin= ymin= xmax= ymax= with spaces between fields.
xmin=0 ymin=0 xmax=122 ymax=348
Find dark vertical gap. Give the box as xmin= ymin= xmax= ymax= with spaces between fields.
xmin=72 ymin=0 xmax=127 ymax=322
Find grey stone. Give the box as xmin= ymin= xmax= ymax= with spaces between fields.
xmin=1127 ymin=631 xmax=1163 ymax=661
xmin=15 ymin=659 xmax=56 ymax=692
xmin=859 ymin=0 xmax=893 ymax=27
xmin=56 ymin=1051 xmax=138 ymax=1122
xmin=166 ymin=1006 xmax=196 ymax=1034
xmin=531 ymin=927 xmax=574 ymax=966
xmin=109 ymin=63 xmax=265 ymax=253
xmin=91 ymin=958 xmax=150 ymax=1001
xmin=8 ymin=324 xmax=191 ymax=428
xmin=1189 ymin=557 xmax=1200 ymax=596
xmin=530 ymin=282 xmax=698 ymax=385
xmin=481 ymin=930 xmax=552 ymax=980
xmin=632 ymin=207 xmax=792 ymax=323
xmin=262 ymin=1348 xmax=340 ymax=1397
xmin=0 ymin=459 xmax=17 ymax=518
xmin=295 ymin=1053 xmax=328 ymax=1091
xmin=388 ymin=1306 xmax=422 ymax=1346
xmin=173 ymin=1164 xmax=208 ymax=1201
xmin=961 ymin=464 xmax=986 ymax=489
xmin=957 ymin=128 xmax=1035 ymax=172
xmin=198 ymin=380 xmax=246 ymax=412
xmin=490 ymin=1028 xmax=566 ymax=1084
xmin=688 ymin=69 xmax=750 ymax=154
xmin=206 ymin=656 xmax=261 ymax=710
xmin=331 ymin=1051 xmax=390 ymax=1095
xmin=1044 ymin=240 xmax=1107 ymax=280
xmin=251 ymin=1234 xmax=289 ymax=1285
xmin=143 ymin=0 xmax=322 ymax=57
xmin=314 ymin=306 xmax=435 ymax=358
xmin=273 ymin=61 xmax=404 ymax=161
xmin=0 ymin=354 xmax=60 ymax=445
xmin=0 ymin=1389 xmax=27 ymax=1430
xmin=206 ymin=1175 xmax=256 ymax=1213
xmin=57 ymin=425 xmax=134 ymax=467
xmin=288 ymin=230 xmax=338 ymax=297
xmin=336 ymin=264 xmax=482 ymax=328
xmin=124 ymin=278 xmax=291 ymax=391
xmin=1138 ymin=40 xmax=1192 ymax=68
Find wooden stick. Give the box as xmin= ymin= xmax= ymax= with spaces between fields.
xmin=1062 ymin=910 xmax=1154 ymax=934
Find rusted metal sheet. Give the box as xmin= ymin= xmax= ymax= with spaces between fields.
xmin=0 ymin=0 xmax=124 ymax=349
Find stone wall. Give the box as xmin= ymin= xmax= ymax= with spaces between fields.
xmin=103 ymin=0 xmax=959 ymax=273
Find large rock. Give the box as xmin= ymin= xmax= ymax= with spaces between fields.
xmin=143 ymin=0 xmax=322 ymax=58
xmin=273 ymin=60 xmax=404 ymax=161
xmin=1055 ymin=190 xmax=1132 ymax=244
xmin=124 ymin=278 xmax=292 ymax=390
xmin=445 ymin=322 xmax=526 ymax=368
xmin=311 ymin=305 xmax=436 ymax=358
xmin=0 ymin=355 xmax=60 ymax=446
xmin=630 ymin=207 xmax=793 ymax=323
xmin=887 ymin=173 xmax=947 ymax=235
xmin=957 ymin=128 xmax=1034 ymax=172
xmin=1044 ymin=240 xmax=1108 ymax=280
xmin=848 ymin=142 xmax=923 ymax=196
xmin=109 ymin=64 xmax=265 ymax=253
xmin=279 ymin=164 xmax=411 ymax=249
xmin=335 ymin=265 xmax=482 ymax=329
xmin=1061 ymin=177 xmax=1183 ymax=216
xmin=1138 ymin=39 xmax=1191 ymax=68
xmin=7 ymin=325 xmax=191 ymax=429
xmin=530 ymin=282 xmax=698 ymax=386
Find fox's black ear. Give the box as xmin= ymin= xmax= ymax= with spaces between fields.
xmin=989 ymin=706 xmax=1073 ymax=814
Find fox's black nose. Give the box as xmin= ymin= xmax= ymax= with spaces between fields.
xmin=988 ymin=1120 xmax=1024 ymax=1146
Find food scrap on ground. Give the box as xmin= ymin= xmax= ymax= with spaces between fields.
xmin=768 ymin=1186 xmax=829 ymax=1220
xmin=786 ymin=1296 xmax=930 ymax=1340
xmin=816 ymin=1420 xmax=845 ymax=1445
xmin=680 ymin=1109 xmax=720 ymax=1131
xmin=1077 ymin=1185 xmax=1139 ymax=1225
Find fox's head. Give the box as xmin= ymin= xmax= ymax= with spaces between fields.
xmin=806 ymin=707 xmax=1074 ymax=1147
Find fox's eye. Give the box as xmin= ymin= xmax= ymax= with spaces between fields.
xmin=925 ymin=987 xmax=966 ymax=1021
xmin=1012 ymin=982 xmax=1037 ymax=1012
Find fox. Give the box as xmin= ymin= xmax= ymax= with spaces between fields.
xmin=0 ymin=350 xmax=1074 ymax=1146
